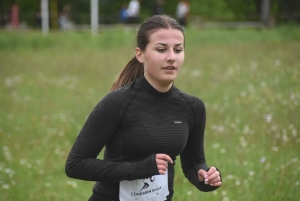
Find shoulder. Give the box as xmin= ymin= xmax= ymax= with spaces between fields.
xmin=97 ymin=81 xmax=139 ymax=109
xmin=87 ymin=81 xmax=140 ymax=122
xmin=103 ymin=81 xmax=138 ymax=103
xmin=173 ymin=86 xmax=205 ymax=111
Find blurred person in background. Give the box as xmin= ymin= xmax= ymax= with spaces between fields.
xmin=65 ymin=15 xmax=222 ymax=201
xmin=176 ymin=0 xmax=190 ymax=26
xmin=10 ymin=2 xmax=19 ymax=29
xmin=119 ymin=3 xmax=128 ymax=23
xmin=59 ymin=4 xmax=73 ymax=30
xmin=35 ymin=4 xmax=41 ymax=28
xmin=126 ymin=0 xmax=140 ymax=23
xmin=153 ymin=0 xmax=165 ymax=15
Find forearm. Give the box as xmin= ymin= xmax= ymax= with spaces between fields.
xmin=183 ymin=164 xmax=221 ymax=192
xmin=65 ymin=153 xmax=159 ymax=182
xmin=65 ymin=91 xmax=162 ymax=182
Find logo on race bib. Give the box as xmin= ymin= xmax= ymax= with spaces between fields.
xmin=119 ymin=170 xmax=169 ymax=200
xmin=140 ymin=177 xmax=155 ymax=191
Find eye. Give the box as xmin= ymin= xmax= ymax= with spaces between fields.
xmin=157 ymin=49 xmax=166 ymax=53
xmin=174 ymin=49 xmax=183 ymax=53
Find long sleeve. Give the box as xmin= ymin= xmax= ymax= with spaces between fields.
xmin=65 ymin=90 xmax=159 ymax=183
xmin=180 ymin=98 xmax=221 ymax=192
xmin=66 ymin=77 xmax=221 ymax=200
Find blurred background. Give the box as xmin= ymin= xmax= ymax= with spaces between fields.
xmin=0 ymin=0 xmax=300 ymax=201
xmin=0 ymin=0 xmax=299 ymax=30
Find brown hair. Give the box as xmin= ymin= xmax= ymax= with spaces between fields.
xmin=110 ymin=15 xmax=184 ymax=91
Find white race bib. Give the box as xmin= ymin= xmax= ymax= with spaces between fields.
xmin=119 ymin=170 xmax=169 ymax=201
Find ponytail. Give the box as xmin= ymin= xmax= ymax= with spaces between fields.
xmin=110 ymin=56 xmax=144 ymax=91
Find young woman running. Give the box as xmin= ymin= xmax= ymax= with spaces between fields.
xmin=65 ymin=15 xmax=222 ymax=201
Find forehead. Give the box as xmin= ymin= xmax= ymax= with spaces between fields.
xmin=148 ymin=28 xmax=184 ymax=44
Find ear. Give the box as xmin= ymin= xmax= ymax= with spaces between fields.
xmin=135 ymin=47 xmax=144 ymax=63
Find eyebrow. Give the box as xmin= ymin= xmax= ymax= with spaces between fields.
xmin=154 ymin=43 xmax=183 ymax=46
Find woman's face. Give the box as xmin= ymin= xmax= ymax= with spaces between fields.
xmin=136 ymin=28 xmax=185 ymax=91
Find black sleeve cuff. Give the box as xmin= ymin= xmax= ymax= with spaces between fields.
xmin=136 ymin=154 xmax=159 ymax=179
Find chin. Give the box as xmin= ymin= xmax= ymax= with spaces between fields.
xmin=161 ymin=75 xmax=177 ymax=83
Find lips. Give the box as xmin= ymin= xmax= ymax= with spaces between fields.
xmin=163 ymin=66 xmax=176 ymax=70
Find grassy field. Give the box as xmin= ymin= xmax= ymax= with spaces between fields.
xmin=0 ymin=25 xmax=300 ymax=201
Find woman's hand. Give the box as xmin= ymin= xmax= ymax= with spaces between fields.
xmin=156 ymin=154 xmax=173 ymax=175
xmin=198 ymin=166 xmax=222 ymax=187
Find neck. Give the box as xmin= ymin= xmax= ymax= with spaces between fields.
xmin=144 ymin=76 xmax=173 ymax=93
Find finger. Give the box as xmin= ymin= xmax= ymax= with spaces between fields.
xmin=209 ymin=181 xmax=222 ymax=187
xmin=207 ymin=171 xmax=220 ymax=181
xmin=156 ymin=159 xmax=167 ymax=165
xmin=156 ymin=154 xmax=173 ymax=164
xmin=156 ymin=159 xmax=169 ymax=169
xmin=157 ymin=165 xmax=167 ymax=171
xmin=198 ymin=169 xmax=206 ymax=182
xmin=208 ymin=176 xmax=221 ymax=184
xmin=198 ymin=169 xmax=207 ymax=177
xmin=206 ymin=166 xmax=217 ymax=176
xmin=158 ymin=170 xmax=166 ymax=175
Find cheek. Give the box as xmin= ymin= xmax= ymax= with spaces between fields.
xmin=145 ymin=53 xmax=161 ymax=66
xmin=178 ymin=54 xmax=185 ymax=66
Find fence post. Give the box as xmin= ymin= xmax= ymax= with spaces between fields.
xmin=261 ymin=0 xmax=271 ymax=27
xmin=41 ymin=0 xmax=49 ymax=34
xmin=91 ymin=0 xmax=99 ymax=34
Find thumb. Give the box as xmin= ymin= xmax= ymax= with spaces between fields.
xmin=198 ymin=169 xmax=207 ymax=182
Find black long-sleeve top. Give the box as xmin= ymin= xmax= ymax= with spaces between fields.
xmin=65 ymin=76 xmax=220 ymax=200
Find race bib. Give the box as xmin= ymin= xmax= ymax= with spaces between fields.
xmin=119 ymin=170 xmax=169 ymax=201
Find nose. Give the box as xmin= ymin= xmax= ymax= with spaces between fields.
xmin=167 ymin=50 xmax=176 ymax=63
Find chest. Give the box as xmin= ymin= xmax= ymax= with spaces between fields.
xmin=119 ymin=99 xmax=191 ymax=157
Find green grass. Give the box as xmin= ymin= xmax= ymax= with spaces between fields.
xmin=0 ymin=25 xmax=300 ymax=201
